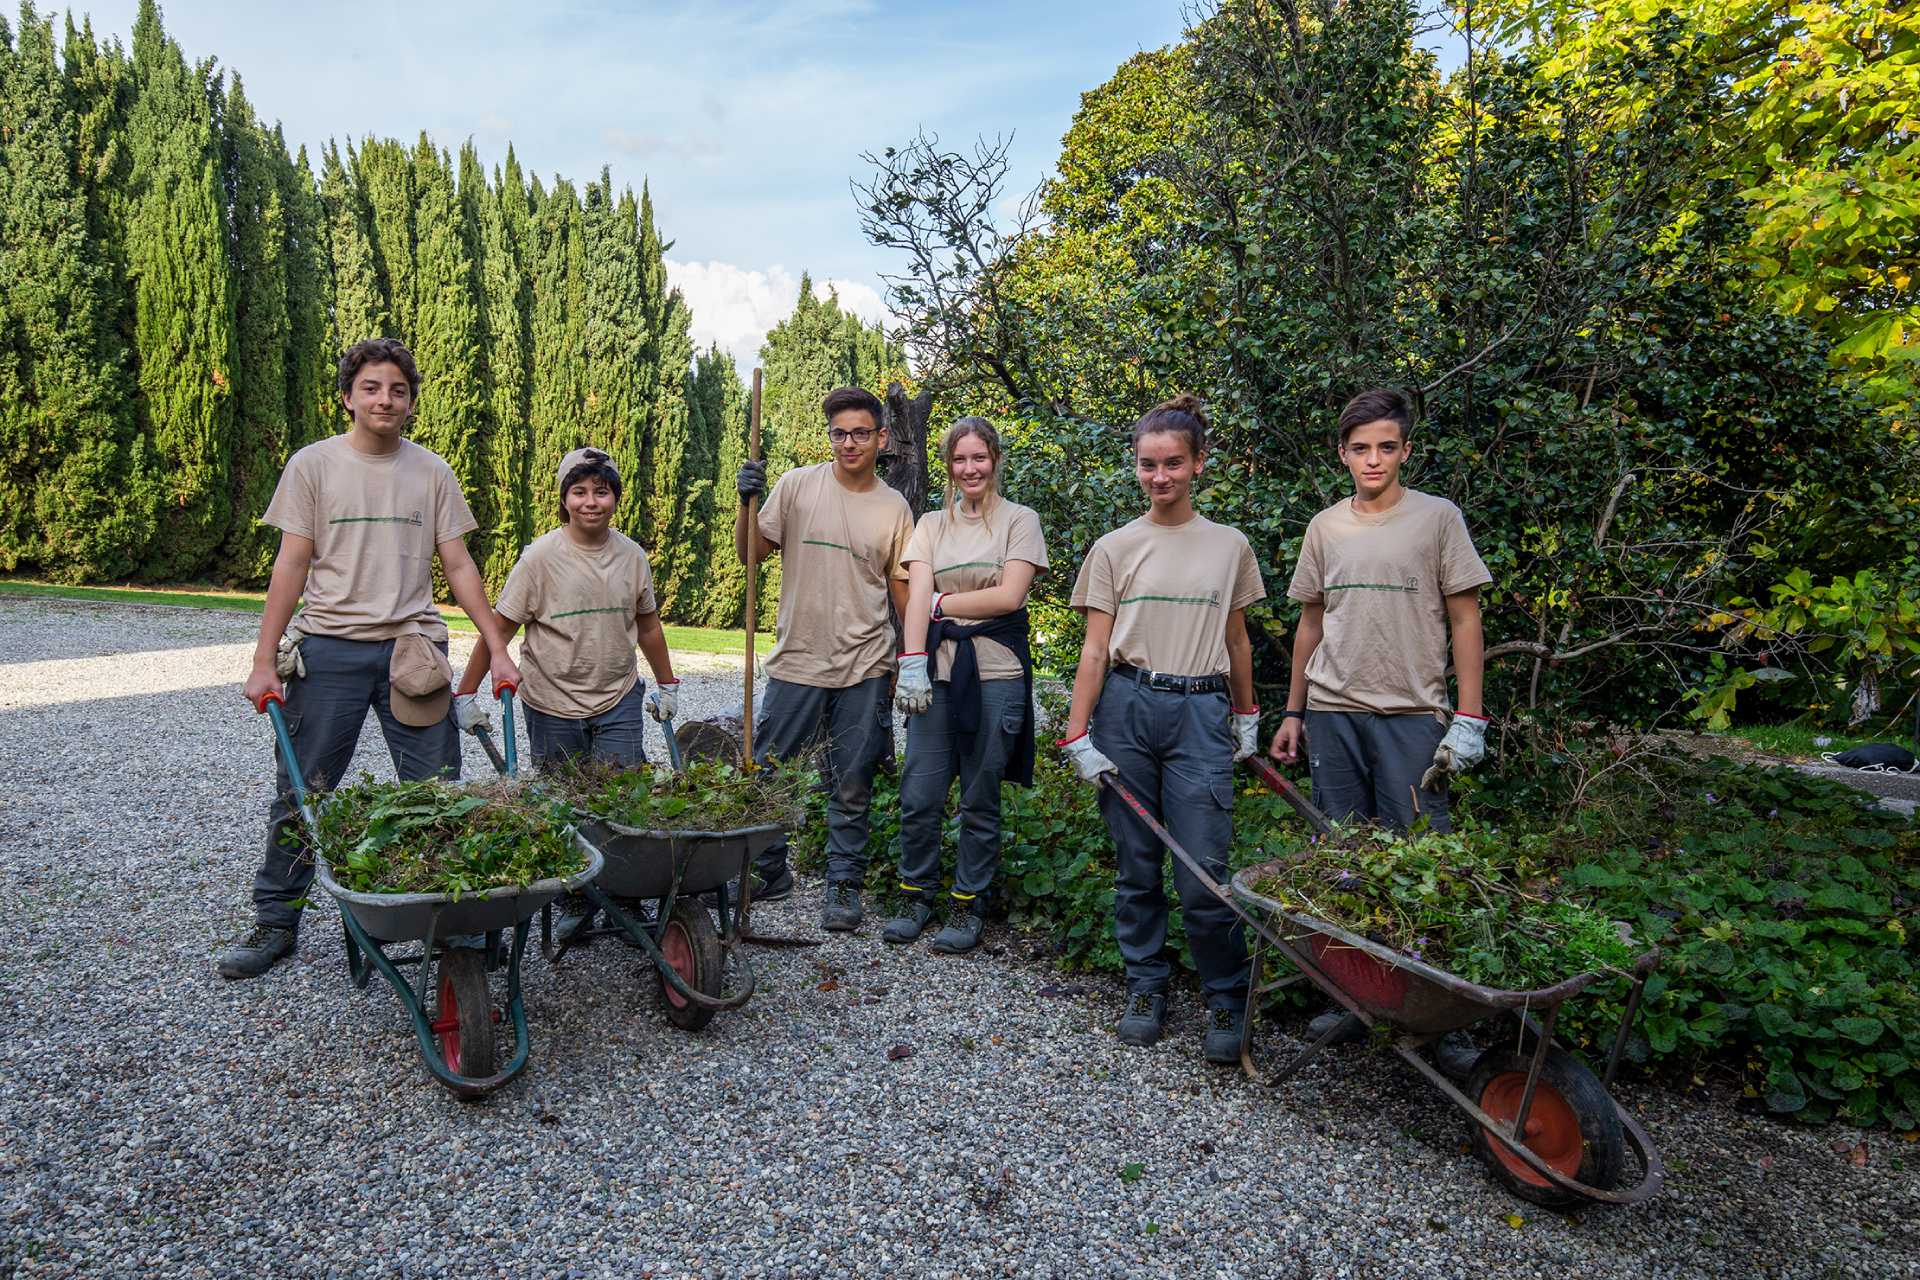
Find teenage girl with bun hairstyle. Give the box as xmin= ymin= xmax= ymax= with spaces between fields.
xmin=1057 ymin=394 xmax=1266 ymax=1061
xmin=886 ymin=416 xmax=1048 ymax=954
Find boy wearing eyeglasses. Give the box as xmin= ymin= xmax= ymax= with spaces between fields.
xmin=735 ymin=386 xmax=914 ymax=932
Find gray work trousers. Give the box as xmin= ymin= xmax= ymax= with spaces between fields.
xmin=896 ymin=677 xmax=1025 ymax=901
xmin=1304 ymin=710 xmax=1451 ymax=834
xmin=1091 ymin=676 xmax=1248 ymax=1009
xmin=525 ymin=682 xmax=650 ymax=770
xmin=254 ymin=634 xmax=460 ymax=929
xmin=752 ymin=674 xmax=891 ymax=884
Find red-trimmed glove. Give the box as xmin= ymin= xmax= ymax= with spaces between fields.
xmin=1231 ymin=706 xmax=1261 ymax=762
xmin=1055 ymin=731 xmax=1117 ymax=784
xmin=895 ymin=653 xmax=932 ymax=715
xmin=646 ymin=679 xmax=680 ymax=722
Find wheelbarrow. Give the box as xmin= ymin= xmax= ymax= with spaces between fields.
xmin=1098 ymin=757 xmax=1665 ymax=1208
xmin=469 ymin=710 xmax=776 ymax=1032
xmin=254 ymin=684 xmax=602 ymax=1099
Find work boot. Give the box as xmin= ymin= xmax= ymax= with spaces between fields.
xmin=553 ymin=893 xmax=597 ymax=946
xmin=882 ymin=896 xmax=936 ymax=945
xmin=820 ymin=881 xmax=864 ymax=932
xmin=930 ymin=902 xmax=985 ymax=955
xmin=1115 ymin=992 xmax=1168 ymax=1047
xmin=1203 ymin=1006 xmax=1245 ymax=1065
xmin=1434 ymin=1030 xmax=1481 ymax=1083
xmin=217 ymin=925 xmax=296 ymax=980
xmin=1307 ymin=1007 xmax=1365 ymax=1045
xmin=751 ymin=866 xmax=795 ymax=903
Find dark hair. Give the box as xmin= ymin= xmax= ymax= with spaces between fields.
xmin=821 ymin=386 xmax=884 ymax=430
xmin=557 ymin=460 xmax=622 ymax=524
xmin=1337 ymin=387 xmax=1413 ymax=446
xmin=1131 ymin=393 xmax=1208 ymax=458
xmin=337 ymin=337 xmax=420 ymax=400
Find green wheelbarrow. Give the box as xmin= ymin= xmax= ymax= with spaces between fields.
xmin=254 ymin=683 xmax=601 ymax=1100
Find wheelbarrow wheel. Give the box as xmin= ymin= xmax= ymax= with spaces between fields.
xmin=657 ymin=901 xmax=722 ymax=1031
xmin=1466 ymin=1047 xmax=1625 ymax=1208
xmin=433 ymin=947 xmax=497 ymax=1078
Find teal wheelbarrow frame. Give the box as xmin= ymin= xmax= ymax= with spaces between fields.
xmin=255 ymin=683 xmax=601 ymax=1100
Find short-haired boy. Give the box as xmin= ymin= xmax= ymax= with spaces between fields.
xmin=734 ymin=386 xmax=913 ymax=933
xmin=222 ymin=338 xmax=522 ymax=979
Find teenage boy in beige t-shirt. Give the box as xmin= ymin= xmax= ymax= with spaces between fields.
xmin=734 ymin=386 xmax=913 ymax=933
xmin=221 ymin=338 xmax=523 ymax=980
xmin=456 ymin=445 xmax=680 ymax=944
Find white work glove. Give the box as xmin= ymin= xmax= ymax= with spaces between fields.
xmin=1056 ymin=732 xmax=1118 ymax=784
xmin=647 ymin=679 xmax=679 ymax=722
xmin=453 ymin=693 xmax=494 ymax=733
xmin=274 ymin=619 xmax=307 ymax=680
xmin=1420 ymin=713 xmax=1489 ymax=790
xmin=895 ymin=653 xmax=933 ymax=715
xmin=1232 ymin=707 xmax=1261 ymax=762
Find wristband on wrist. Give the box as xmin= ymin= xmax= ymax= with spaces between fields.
xmin=1280 ymin=709 xmax=1305 ymax=720
xmin=931 ymin=592 xmax=947 ymax=621
xmin=1053 ymin=731 xmax=1088 ymax=747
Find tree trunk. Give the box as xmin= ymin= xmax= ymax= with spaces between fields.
xmin=879 ymin=381 xmax=933 ymax=517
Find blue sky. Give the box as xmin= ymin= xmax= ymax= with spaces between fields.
xmin=70 ymin=1 xmax=1459 ymax=371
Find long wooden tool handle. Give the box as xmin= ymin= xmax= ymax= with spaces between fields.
xmin=1243 ymin=755 xmax=1337 ymax=838
xmin=742 ymin=367 xmax=763 ymax=770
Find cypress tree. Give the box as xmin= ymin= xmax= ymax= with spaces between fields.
xmin=63 ymin=14 xmax=134 ymax=382
xmin=527 ymin=174 xmax=585 ymax=530
xmin=409 ymin=136 xmax=490 ymax=585
xmin=278 ymin=139 xmax=335 ymax=451
xmin=356 ymin=135 xmax=415 ymax=342
xmin=690 ymin=347 xmax=749 ymax=627
xmin=0 ymin=5 xmax=154 ymax=580
xmin=644 ymin=290 xmax=696 ymax=612
xmin=577 ymin=171 xmax=648 ymax=536
xmin=213 ymin=74 xmax=289 ymax=584
xmin=125 ymin=0 xmax=236 ymax=579
xmin=319 ymin=140 xmax=385 ymax=345
xmin=476 ymin=146 xmax=533 ymax=587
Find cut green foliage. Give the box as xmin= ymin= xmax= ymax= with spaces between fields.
xmin=554 ymin=757 xmax=813 ymax=833
xmin=314 ymin=776 xmax=584 ymax=897
xmin=1246 ymin=826 xmax=1639 ymax=991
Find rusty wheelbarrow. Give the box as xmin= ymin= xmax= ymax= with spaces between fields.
xmin=1100 ymin=757 xmax=1665 ymax=1208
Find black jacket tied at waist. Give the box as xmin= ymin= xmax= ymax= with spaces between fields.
xmin=926 ymin=606 xmax=1034 ymax=787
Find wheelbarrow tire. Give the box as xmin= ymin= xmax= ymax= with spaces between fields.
xmin=657 ymin=901 xmax=723 ymax=1031
xmin=1466 ymin=1047 xmax=1624 ymax=1208
xmin=435 ymin=947 xmax=497 ymax=1079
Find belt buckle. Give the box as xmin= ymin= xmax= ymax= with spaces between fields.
xmin=1147 ymin=669 xmax=1181 ymax=693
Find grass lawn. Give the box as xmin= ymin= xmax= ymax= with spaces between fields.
xmin=0 ymin=578 xmax=751 ymax=657
xmin=1721 ymin=720 xmax=1916 ymax=761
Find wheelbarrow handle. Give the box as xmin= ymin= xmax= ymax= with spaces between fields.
xmin=493 ymin=683 xmax=518 ymax=776
xmin=1242 ymin=755 xmax=1337 ymax=838
xmin=661 ymin=714 xmax=684 ymax=772
xmin=1099 ymin=774 xmax=1239 ymax=912
xmin=253 ymin=692 xmax=318 ymax=830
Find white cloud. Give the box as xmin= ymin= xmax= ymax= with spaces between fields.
xmin=666 ymin=260 xmax=888 ymax=376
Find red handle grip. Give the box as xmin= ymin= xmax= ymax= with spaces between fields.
xmin=493 ymin=679 xmax=518 ymax=698
xmin=252 ymin=691 xmax=284 ymax=714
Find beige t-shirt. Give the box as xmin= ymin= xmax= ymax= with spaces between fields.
xmin=902 ymin=500 xmax=1049 ymax=681
xmin=758 ymin=462 xmax=914 ymax=689
xmin=1288 ymin=488 xmax=1492 ymax=719
xmin=262 ymin=435 xmax=478 ymax=642
xmin=494 ymin=527 xmax=657 ymax=719
xmin=1071 ymin=514 xmax=1266 ymax=677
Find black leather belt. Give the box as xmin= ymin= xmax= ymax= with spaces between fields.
xmin=1111 ymin=664 xmax=1227 ymax=695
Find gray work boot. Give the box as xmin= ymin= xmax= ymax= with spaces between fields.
xmin=751 ymin=866 xmax=794 ymax=903
xmin=820 ymin=881 xmax=864 ymax=932
xmin=553 ymin=893 xmax=597 ymax=946
xmin=1434 ymin=1030 xmax=1480 ymax=1082
xmin=930 ymin=902 xmax=985 ymax=955
xmin=1307 ymin=1007 xmax=1365 ymax=1044
xmin=1116 ymin=992 xmax=1168 ymax=1047
xmin=217 ymin=925 xmax=296 ymax=980
xmin=1203 ymin=1006 xmax=1245 ymax=1065
xmin=882 ymin=897 xmax=936 ymax=944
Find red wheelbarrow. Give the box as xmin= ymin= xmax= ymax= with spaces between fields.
xmin=1100 ymin=758 xmax=1664 ymax=1208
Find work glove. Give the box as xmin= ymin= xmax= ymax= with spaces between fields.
xmin=646 ymin=679 xmax=679 ymax=722
xmin=453 ymin=693 xmax=494 ymax=734
xmin=1419 ymin=712 xmax=1489 ymax=791
xmin=1231 ymin=707 xmax=1261 ymax=762
xmin=736 ymin=459 xmax=767 ymax=504
xmin=274 ymin=621 xmax=307 ymax=681
xmin=1056 ymin=732 xmax=1118 ymax=785
xmin=895 ymin=653 xmax=932 ymax=715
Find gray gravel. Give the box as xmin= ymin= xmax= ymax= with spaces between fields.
xmin=2 ymin=595 xmax=1916 ymax=1279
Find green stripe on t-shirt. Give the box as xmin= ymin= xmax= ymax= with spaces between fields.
xmin=550 ymin=605 xmax=628 ymax=620
xmin=329 ymin=515 xmax=421 ymax=526
xmin=802 ymin=538 xmax=870 ymax=564
xmin=935 ymin=559 xmax=1001 ymax=575
xmin=1325 ymin=582 xmax=1418 ymax=593
xmin=1118 ymin=592 xmax=1218 ymax=606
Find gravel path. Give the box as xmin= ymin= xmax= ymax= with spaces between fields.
xmin=1 ymin=596 xmax=1915 ymax=1279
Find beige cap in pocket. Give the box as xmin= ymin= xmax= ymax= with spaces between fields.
xmin=389 ymin=632 xmax=453 ymax=727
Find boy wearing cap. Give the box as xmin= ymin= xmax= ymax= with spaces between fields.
xmin=455 ymin=447 xmax=680 ymax=943
xmin=734 ymin=386 xmax=914 ymax=932
xmin=223 ymin=338 xmax=523 ymax=980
